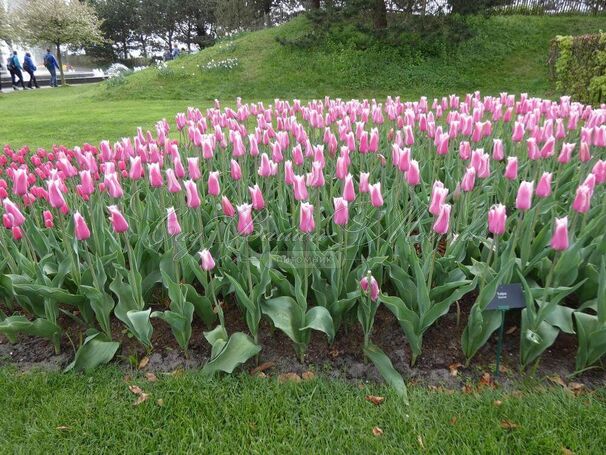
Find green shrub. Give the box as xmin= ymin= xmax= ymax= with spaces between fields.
xmin=549 ymin=32 xmax=606 ymax=103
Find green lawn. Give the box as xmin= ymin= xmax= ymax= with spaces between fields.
xmin=0 ymin=85 xmax=203 ymax=149
xmin=0 ymin=367 xmax=605 ymax=453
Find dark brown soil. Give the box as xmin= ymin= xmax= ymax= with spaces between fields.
xmin=1 ymin=296 xmax=605 ymax=389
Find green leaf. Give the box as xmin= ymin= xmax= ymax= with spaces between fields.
xmin=127 ymin=309 xmax=153 ymax=349
xmin=65 ymin=332 xmax=120 ymax=372
xmin=202 ymin=332 xmax=261 ymax=376
xmin=302 ymin=306 xmax=335 ymax=343
xmin=261 ymin=296 xmax=303 ymax=345
xmin=80 ymin=285 xmax=115 ymax=338
xmin=363 ymin=343 xmax=409 ymax=404
xmin=0 ymin=315 xmax=61 ymax=349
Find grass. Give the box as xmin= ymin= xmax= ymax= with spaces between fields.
xmin=0 ymin=85 xmax=204 ymax=149
xmin=0 ymin=367 xmax=605 ymax=453
xmin=100 ymin=15 xmax=606 ymax=102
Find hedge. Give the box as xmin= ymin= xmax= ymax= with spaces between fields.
xmin=549 ymin=32 xmax=606 ymax=104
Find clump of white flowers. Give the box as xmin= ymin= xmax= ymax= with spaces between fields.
xmin=200 ymin=58 xmax=239 ymax=71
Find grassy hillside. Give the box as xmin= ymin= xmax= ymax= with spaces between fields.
xmin=101 ymin=14 xmax=606 ymax=101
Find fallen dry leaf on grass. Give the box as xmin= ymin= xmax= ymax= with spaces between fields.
xmin=329 ymin=348 xmax=344 ymax=358
xmin=462 ymin=384 xmax=474 ymax=394
xmin=547 ymin=375 xmax=566 ymax=387
xmin=250 ymin=361 xmax=275 ymax=375
xmin=511 ymin=390 xmax=523 ymax=398
xmin=493 ymin=400 xmax=503 ymax=406
xmin=500 ymin=420 xmax=520 ymax=430
xmin=365 ymin=395 xmax=385 ymax=406
xmin=56 ymin=426 xmax=70 ymax=431
xmin=128 ymin=385 xmax=144 ymax=395
xmin=156 ymin=399 xmax=165 ymax=407
xmin=568 ymin=382 xmax=585 ymax=396
xmin=302 ymin=371 xmax=316 ymax=381
xmin=255 ymin=371 xmax=268 ymax=379
xmin=372 ymin=427 xmax=383 ymax=437
xmin=278 ymin=373 xmax=302 ymax=383
xmin=448 ymin=362 xmax=463 ymax=377
xmin=449 ymin=416 xmax=457 ymax=425
xmin=138 ymin=356 xmax=150 ymax=370
xmin=145 ymin=372 xmax=158 ymax=382
xmin=134 ymin=393 xmax=150 ymax=406
xmin=561 ymin=447 xmax=575 ymax=455
xmin=479 ymin=372 xmax=494 ymax=388
xmin=123 ymin=374 xmax=132 ymax=383
xmin=417 ymin=435 xmax=425 ymax=449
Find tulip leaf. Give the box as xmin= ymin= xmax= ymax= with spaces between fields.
xmin=301 ymin=306 xmax=335 ymax=343
xmin=261 ymin=296 xmax=303 ymax=344
xmin=65 ymin=332 xmax=120 ymax=372
xmin=202 ymin=332 xmax=261 ymax=376
xmin=363 ymin=343 xmax=409 ymax=404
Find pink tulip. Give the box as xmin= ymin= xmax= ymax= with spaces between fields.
xmin=199 ymin=249 xmax=215 ymax=271
xmin=47 ymin=179 xmax=66 ymax=209
xmin=535 ymin=172 xmax=552 ymax=198
xmin=551 ymin=217 xmax=569 ymax=251
xmin=2 ymin=198 xmax=26 ymax=227
xmin=583 ymin=174 xmax=596 ymax=194
xmin=369 ymin=182 xmax=384 ymax=207
xmin=309 ymin=161 xmax=325 ymax=188
xmin=12 ymin=169 xmax=28 ymax=196
xmin=293 ymin=175 xmax=308 ymax=201
xmin=342 ymin=174 xmax=356 ymax=202
xmin=237 ymin=203 xmax=254 ymax=235
xmin=572 ymin=185 xmax=591 ymax=213
xmin=12 ymin=226 xmax=23 ymax=241
xmin=488 ymin=204 xmax=507 ymax=235
xmin=579 ymin=142 xmax=591 ymax=163
xmin=398 ymin=147 xmax=411 ymax=172
xmin=148 ymin=163 xmax=163 ymax=188
xmin=105 ymin=172 xmax=124 ymax=198
xmin=221 ymin=196 xmax=235 ymax=217
xmin=299 ymin=202 xmax=315 ymax=233
xmin=258 ymin=153 xmax=273 ymax=177
xmin=161 ymin=168 xmax=181 ymax=193
xmin=3 ymin=213 xmax=13 ymax=229
xmin=73 ymin=212 xmax=91 ymax=241
xmin=129 ymin=156 xmax=144 ymax=180
xmin=230 ymin=159 xmax=242 ymax=180
xmin=333 ymin=197 xmax=349 ymax=226
xmin=558 ymin=143 xmax=575 ymax=164
xmin=166 ymin=207 xmax=182 ymax=236
xmin=336 ymin=156 xmax=348 ymax=180
xmin=592 ymin=160 xmax=606 ymax=184
xmin=512 ymin=121 xmax=525 ymax=142
xmin=107 ymin=205 xmax=129 ymax=233
xmin=284 ymin=160 xmax=295 ymax=185
xmin=187 ymin=157 xmax=201 ymax=180
xmin=208 ymin=171 xmax=220 ymax=196
xmin=43 ymin=210 xmax=54 ymax=228
xmin=360 ymin=274 xmax=379 ymax=301
xmin=460 ymin=167 xmax=476 ymax=192
xmin=504 ymin=157 xmax=518 ymax=180
xmin=492 ymin=139 xmax=504 ymax=161
xmin=359 ymin=172 xmax=370 ymax=193
xmin=432 ymin=203 xmax=451 ymax=235
xmin=183 ymin=180 xmax=201 ymax=209
xmin=429 ymin=181 xmax=448 ymax=215
xmin=406 ymin=160 xmax=421 ymax=186
xmin=249 ymin=184 xmax=265 ymax=210
xmin=515 ymin=181 xmax=534 ymax=211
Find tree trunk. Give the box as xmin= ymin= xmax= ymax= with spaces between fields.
xmin=56 ymin=43 xmax=66 ymax=87
xmin=310 ymin=0 xmax=320 ymax=9
xmin=373 ymin=0 xmax=387 ymax=29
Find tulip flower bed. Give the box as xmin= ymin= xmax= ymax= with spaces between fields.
xmin=1 ymin=93 xmax=605 ymax=395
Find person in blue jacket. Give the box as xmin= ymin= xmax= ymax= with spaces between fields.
xmin=43 ymin=48 xmax=60 ymax=87
xmin=8 ymin=51 xmax=25 ymax=89
xmin=23 ymin=52 xmax=40 ymax=89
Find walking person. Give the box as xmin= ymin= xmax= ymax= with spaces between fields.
xmin=23 ymin=52 xmax=40 ymax=89
xmin=6 ymin=56 xmax=16 ymax=89
xmin=43 ymin=48 xmax=60 ymax=87
xmin=9 ymin=51 xmax=25 ymax=90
